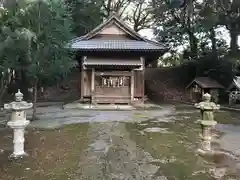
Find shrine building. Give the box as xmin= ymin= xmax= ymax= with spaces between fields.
xmin=68 ymin=14 xmax=166 ymax=104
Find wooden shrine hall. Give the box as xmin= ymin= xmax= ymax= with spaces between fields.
xmin=68 ymin=14 xmax=166 ymax=104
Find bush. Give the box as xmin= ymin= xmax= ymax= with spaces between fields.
xmin=175 ymin=54 xmax=235 ymax=88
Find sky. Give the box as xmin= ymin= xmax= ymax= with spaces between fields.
xmin=135 ymin=0 xmax=237 ymax=51
xmin=139 ymin=27 xmax=236 ymax=53
xmin=136 ymin=0 xmax=240 ymax=54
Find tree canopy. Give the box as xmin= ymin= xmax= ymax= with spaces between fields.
xmin=1 ymin=0 xmax=240 ymax=108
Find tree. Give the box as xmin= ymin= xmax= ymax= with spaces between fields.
xmin=125 ymin=0 xmax=153 ymax=32
xmin=100 ymin=0 xmax=154 ymax=32
xmin=101 ymin=0 xmax=131 ymax=18
xmin=65 ymin=0 xmax=103 ymax=36
xmin=152 ymin=0 xmax=202 ymax=58
xmin=198 ymin=0 xmax=219 ymax=56
xmin=0 ymin=1 xmax=33 ymax=104
xmin=0 ymin=6 xmax=16 ymax=104
xmin=18 ymin=0 xmax=74 ymax=120
xmin=152 ymin=0 xmax=233 ymax=60
xmin=216 ymin=0 xmax=240 ymax=56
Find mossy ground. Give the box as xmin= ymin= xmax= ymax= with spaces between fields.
xmin=0 ymin=106 xmax=239 ymax=180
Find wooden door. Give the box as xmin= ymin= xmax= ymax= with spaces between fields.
xmin=94 ymin=74 xmax=131 ymax=103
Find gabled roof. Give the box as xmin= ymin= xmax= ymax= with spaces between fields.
xmin=186 ymin=77 xmax=224 ymax=89
xmin=68 ymin=13 xmax=166 ymax=52
xmin=81 ymin=13 xmax=143 ymax=40
xmin=70 ymin=39 xmax=164 ymax=52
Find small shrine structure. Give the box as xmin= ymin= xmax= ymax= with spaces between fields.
xmin=227 ymin=76 xmax=240 ymax=105
xmin=68 ymin=14 xmax=166 ymax=104
xmin=186 ymin=77 xmax=224 ymax=103
xmin=227 ymin=76 xmax=240 ymax=92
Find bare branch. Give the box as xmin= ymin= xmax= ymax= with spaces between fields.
xmin=128 ymin=0 xmax=153 ymax=32
xmin=102 ymin=0 xmax=131 ymax=17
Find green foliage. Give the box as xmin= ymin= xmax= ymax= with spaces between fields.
xmin=0 ymin=0 xmax=239 ymax=103
xmin=17 ymin=0 xmax=74 ymax=86
xmin=0 ymin=6 xmax=20 ymax=73
xmin=152 ymin=0 xmax=240 ymax=87
xmin=0 ymin=0 xmax=75 ymax=105
xmin=174 ymin=53 xmax=235 ymax=87
xmin=153 ymin=0 xmax=203 ymax=52
xmin=196 ymin=55 xmax=234 ymax=87
xmin=65 ymin=0 xmax=103 ymax=36
xmin=159 ymin=53 xmax=185 ymax=67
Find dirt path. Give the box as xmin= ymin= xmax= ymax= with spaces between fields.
xmin=74 ymin=122 xmax=165 ymax=180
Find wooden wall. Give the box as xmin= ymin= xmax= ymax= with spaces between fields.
xmin=82 ymin=69 xmax=91 ymax=97
xmin=80 ymin=56 xmax=146 ymax=104
xmin=134 ymin=70 xmax=144 ymax=98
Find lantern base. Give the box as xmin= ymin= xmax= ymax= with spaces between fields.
xmin=9 ymin=152 xmax=28 ymax=160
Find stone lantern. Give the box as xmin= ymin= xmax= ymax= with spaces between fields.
xmin=195 ymin=93 xmax=220 ymax=152
xmin=4 ymin=89 xmax=33 ymax=158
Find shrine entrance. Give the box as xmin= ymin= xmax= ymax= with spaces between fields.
xmin=94 ymin=71 xmax=132 ymax=104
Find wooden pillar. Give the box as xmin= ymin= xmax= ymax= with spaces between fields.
xmin=141 ymin=57 xmax=145 ymax=103
xmin=91 ymin=68 xmax=95 ymax=104
xmin=81 ymin=56 xmax=87 ymax=100
xmin=142 ymin=69 xmax=145 ymax=103
xmin=190 ymin=89 xmax=193 ymax=102
xmin=131 ymin=70 xmax=134 ymax=103
xmin=80 ymin=65 xmax=84 ymax=100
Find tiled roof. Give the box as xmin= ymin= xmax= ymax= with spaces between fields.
xmin=69 ymin=39 xmax=164 ymax=51
xmin=227 ymin=76 xmax=240 ymax=91
xmin=233 ymin=76 xmax=240 ymax=89
xmin=67 ymin=14 xmax=166 ymax=52
xmin=187 ymin=77 xmax=224 ymax=89
xmin=83 ymin=58 xmax=142 ymax=66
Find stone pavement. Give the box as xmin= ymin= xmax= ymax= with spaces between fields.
xmin=27 ymin=105 xmax=174 ymax=129
xmin=73 ymin=122 xmax=167 ymax=180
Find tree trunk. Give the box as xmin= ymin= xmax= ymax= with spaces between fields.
xmin=32 ymin=80 xmax=37 ymax=121
xmin=230 ymin=30 xmax=239 ymax=55
xmin=0 ymin=86 xmax=7 ymax=106
xmin=210 ymin=27 xmax=217 ymax=56
xmin=20 ymin=70 xmax=30 ymax=100
xmin=0 ymin=74 xmax=8 ymax=106
xmin=188 ymin=30 xmax=198 ymax=59
xmin=186 ymin=0 xmax=198 ymax=59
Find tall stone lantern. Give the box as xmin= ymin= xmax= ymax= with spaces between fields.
xmin=4 ymin=89 xmax=33 ymax=158
xmin=195 ymin=93 xmax=220 ymax=152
